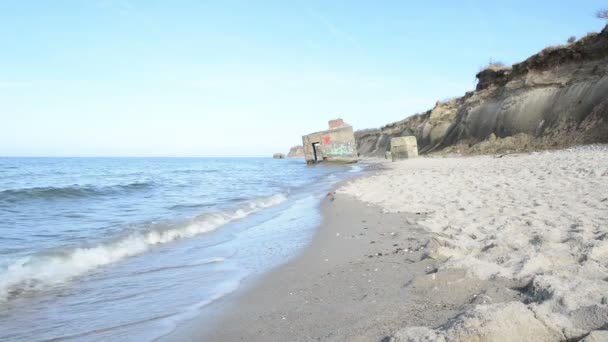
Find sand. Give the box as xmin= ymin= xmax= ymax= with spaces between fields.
xmin=164 ymin=146 xmax=608 ymax=341
xmin=341 ymin=146 xmax=608 ymax=341
xmin=161 ymin=184 xmax=519 ymax=341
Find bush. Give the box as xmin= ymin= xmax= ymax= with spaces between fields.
xmin=567 ymin=36 xmax=576 ymax=44
xmin=540 ymin=44 xmax=566 ymax=55
xmin=480 ymin=61 xmax=509 ymax=72
xmin=354 ymin=128 xmax=380 ymax=137
xmin=437 ymin=96 xmax=458 ymax=105
xmin=597 ymin=9 xmax=608 ymax=19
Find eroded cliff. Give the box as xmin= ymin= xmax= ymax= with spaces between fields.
xmin=286 ymin=145 xmax=304 ymax=158
xmin=356 ymin=25 xmax=608 ymax=156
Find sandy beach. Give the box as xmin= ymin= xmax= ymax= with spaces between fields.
xmin=5 ymin=3 xmax=608 ymax=341
xmin=162 ymin=193 xmax=518 ymax=341
xmin=342 ymin=146 xmax=608 ymax=341
xmin=162 ymin=146 xmax=608 ymax=342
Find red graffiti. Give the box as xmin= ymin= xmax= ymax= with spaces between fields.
xmin=323 ymin=136 xmax=332 ymax=144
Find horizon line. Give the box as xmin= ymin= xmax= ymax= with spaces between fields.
xmin=0 ymin=155 xmax=279 ymax=159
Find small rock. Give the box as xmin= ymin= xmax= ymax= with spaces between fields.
xmin=425 ymin=265 xmax=438 ymax=274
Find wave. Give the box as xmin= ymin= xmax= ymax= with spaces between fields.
xmin=0 ymin=193 xmax=287 ymax=301
xmin=168 ymin=203 xmax=212 ymax=210
xmin=170 ymin=169 xmax=219 ymax=174
xmin=348 ymin=165 xmax=364 ymax=173
xmin=130 ymin=258 xmax=225 ymax=276
xmin=0 ymin=181 xmax=155 ymax=202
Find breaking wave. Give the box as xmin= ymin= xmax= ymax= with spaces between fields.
xmin=0 ymin=181 xmax=155 ymax=203
xmin=348 ymin=165 xmax=363 ymax=173
xmin=0 ymin=193 xmax=287 ymax=301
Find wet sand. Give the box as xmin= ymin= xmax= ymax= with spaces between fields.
xmin=161 ymin=191 xmax=518 ymax=341
xmin=163 ymin=146 xmax=608 ymax=341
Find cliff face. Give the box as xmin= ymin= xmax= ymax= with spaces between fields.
xmin=356 ymin=26 xmax=608 ymax=156
xmin=286 ymin=145 xmax=304 ymax=158
xmin=356 ymin=97 xmax=464 ymax=156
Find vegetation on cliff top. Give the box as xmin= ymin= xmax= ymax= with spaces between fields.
xmin=355 ymin=21 xmax=608 ymax=157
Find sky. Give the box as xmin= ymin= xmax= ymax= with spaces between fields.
xmin=0 ymin=0 xmax=606 ymax=157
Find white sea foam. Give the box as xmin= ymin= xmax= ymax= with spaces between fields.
xmin=348 ymin=165 xmax=363 ymax=173
xmin=0 ymin=193 xmax=287 ymax=301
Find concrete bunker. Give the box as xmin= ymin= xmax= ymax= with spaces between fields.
xmin=390 ymin=136 xmax=418 ymax=161
xmin=302 ymin=119 xmax=358 ymax=164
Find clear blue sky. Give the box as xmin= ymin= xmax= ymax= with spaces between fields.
xmin=1 ymin=0 xmax=606 ymax=157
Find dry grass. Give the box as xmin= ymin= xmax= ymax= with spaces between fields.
xmin=354 ymin=128 xmax=381 ymax=137
xmin=540 ymin=44 xmax=567 ymax=55
xmin=436 ymin=96 xmax=459 ymax=106
xmin=479 ymin=61 xmax=510 ymax=72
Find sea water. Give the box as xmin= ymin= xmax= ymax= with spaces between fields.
xmin=0 ymin=157 xmax=358 ymax=341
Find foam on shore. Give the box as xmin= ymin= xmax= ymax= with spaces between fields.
xmin=0 ymin=194 xmax=287 ymax=301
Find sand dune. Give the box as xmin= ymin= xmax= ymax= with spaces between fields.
xmin=339 ymin=146 xmax=608 ymax=340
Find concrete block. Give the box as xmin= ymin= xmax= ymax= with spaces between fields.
xmin=302 ymin=124 xmax=358 ymax=164
xmin=328 ymin=118 xmax=346 ymax=129
xmin=391 ymin=136 xmax=418 ymax=161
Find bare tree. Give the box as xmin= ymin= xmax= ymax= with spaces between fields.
xmin=597 ymin=9 xmax=608 ymax=19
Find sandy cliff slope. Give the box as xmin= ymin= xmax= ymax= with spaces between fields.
xmin=356 ymin=26 xmax=608 ymax=156
xmin=287 ymin=145 xmax=305 ymax=158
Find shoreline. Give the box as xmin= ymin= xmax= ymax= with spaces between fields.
xmin=162 ymin=146 xmax=608 ymax=341
xmin=160 ymin=167 xmax=518 ymax=341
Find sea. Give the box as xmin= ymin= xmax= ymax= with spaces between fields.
xmin=0 ymin=157 xmax=361 ymax=341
